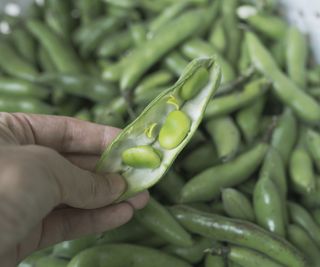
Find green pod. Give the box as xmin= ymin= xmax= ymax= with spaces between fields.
xmin=180 ymin=143 xmax=268 ymax=203
xmin=76 ymin=0 xmax=103 ymax=25
xmin=97 ymin=58 xmax=221 ymax=200
xmin=44 ymin=0 xmax=74 ymax=40
xmin=135 ymin=197 xmax=193 ymax=246
xmin=222 ymin=188 xmax=255 ymax=222
xmin=205 ymin=78 xmax=269 ymax=118
xmin=237 ymin=178 xmax=256 ymax=196
xmin=164 ymin=52 xmax=189 ymax=77
xmin=246 ymin=31 xmax=320 ymax=123
xmin=244 ymin=13 xmax=288 ymax=40
xmin=95 ymin=218 xmax=150 ymax=245
xmin=288 ymin=202 xmax=320 ymax=248
xmin=222 ymin=0 xmax=242 ymax=64
xmin=224 ymin=245 xmax=283 ymax=267
xmin=135 ymin=70 xmax=174 ymax=96
xmin=0 ymin=96 xmax=54 ymax=114
xmin=205 ymin=254 xmax=225 ymax=267
xmin=101 ymin=61 xmax=123 ymax=82
xmin=288 ymin=224 xmax=320 ymax=267
xmin=286 ymin=26 xmax=308 ymax=88
xmin=148 ymin=0 xmax=205 ymax=36
xmin=134 ymin=87 xmax=166 ymax=107
xmin=289 ymin=145 xmax=316 ymax=194
xmin=210 ymin=202 xmax=226 ymax=215
xmin=301 ymin=178 xmax=320 ymax=209
xmin=238 ymin=36 xmax=250 ymax=74
xmin=92 ymin=97 xmax=126 ymax=128
xmin=33 ymin=256 xmax=68 ymax=267
xmin=312 ymin=209 xmax=320 ymax=226
xmin=180 ymin=142 xmax=218 ymax=176
xmin=271 ymin=108 xmax=297 ymax=165
xmin=53 ymin=236 xmax=96 ymax=260
xmin=209 ymin=18 xmax=227 ymax=55
xmin=0 ymin=78 xmax=49 ymax=99
xmin=206 ymin=116 xmax=241 ymax=162
xmin=18 ymin=248 xmax=52 ymax=267
xmin=38 ymin=46 xmax=56 ymax=72
xmin=270 ymin=37 xmax=286 ymax=69
xmin=27 ymin=20 xmax=84 ymax=73
xmin=253 ymin=176 xmax=286 ymax=236
xmin=307 ymin=65 xmax=320 ymax=86
xmin=36 ymin=73 xmax=117 ymax=103
xmin=171 ymin=206 xmax=307 ymax=267
xmin=0 ymin=41 xmax=38 ymax=81
xmin=187 ymin=203 xmax=213 ymax=214
xmin=67 ymin=244 xmax=192 ymax=267
xmin=130 ymin=23 xmax=147 ymax=46
xmin=97 ymin=31 xmax=133 ymax=58
xmin=180 ymin=67 xmax=209 ymax=100
xmin=74 ymin=109 xmax=91 ymax=121
xmin=120 ymin=8 xmax=216 ymax=90
xmin=164 ymin=237 xmax=214 ymax=264
xmin=227 ymin=261 xmax=243 ymax=267
xmin=181 ymin=38 xmax=236 ymax=84
xmin=159 ymin=110 xmax=191 ymax=150
xmin=122 ymin=145 xmax=162 ymax=169
xmin=155 ymin=171 xmax=185 ymax=204
xmin=73 ymin=16 xmax=124 ymax=57
xmin=236 ymin=96 xmax=265 ymax=144
xmin=305 ymin=128 xmax=320 ymax=172
xmin=11 ymin=27 xmax=37 ymax=64
xmin=137 ymin=234 xmax=168 ymax=248
xmin=309 ymin=87 xmax=320 ymax=98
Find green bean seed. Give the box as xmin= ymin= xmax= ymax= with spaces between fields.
xmin=159 ymin=110 xmax=191 ymax=150
xmin=122 ymin=145 xmax=162 ymax=169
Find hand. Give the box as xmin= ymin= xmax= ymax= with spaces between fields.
xmin=0 ymin=113 xmax=149 ymax=266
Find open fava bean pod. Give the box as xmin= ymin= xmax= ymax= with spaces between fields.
xmin=96 ymin=57 xmax=221 ymax=201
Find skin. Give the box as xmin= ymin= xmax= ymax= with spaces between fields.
xmin=0 ymin=113 xmax=149 ymax=267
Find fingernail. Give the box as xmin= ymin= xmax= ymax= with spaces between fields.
xmin=107 ymin=173 xmax=127 ymax=198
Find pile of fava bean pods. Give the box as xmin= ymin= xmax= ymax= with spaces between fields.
xmin=1 ymin=0 xmax=319 ymax=267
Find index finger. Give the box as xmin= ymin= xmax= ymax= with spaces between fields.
xmin=0 ymin=113 xmax=121 ymax=154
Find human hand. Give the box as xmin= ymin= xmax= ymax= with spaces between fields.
xmin=0 ymin=113 xmax=149 ymax=266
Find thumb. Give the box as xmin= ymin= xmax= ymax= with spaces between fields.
xmin=28 ymin=145 xmax=126 ymax=209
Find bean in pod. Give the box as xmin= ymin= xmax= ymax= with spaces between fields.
xmin=180 ymin=142 xmax=268 ymax=203
xmin=67 ymin=244 xmax=192 ymax=267
xmin=96 ymin=58 xmax=221 ymax=200
xmin=135 ymin=197 xmax=193 ymax=246
xmin=170 ymin=206 xmax=308 ymax=267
